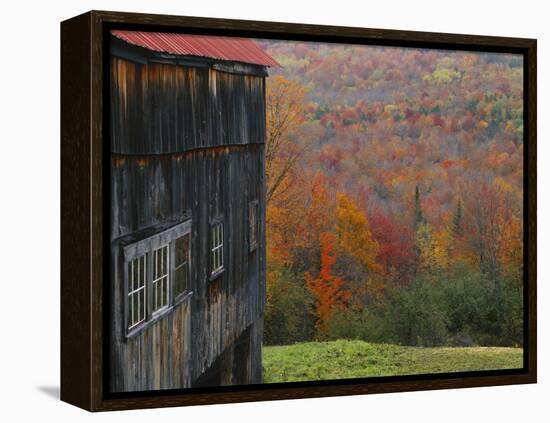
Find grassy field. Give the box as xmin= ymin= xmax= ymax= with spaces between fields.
xmin=262 ymin=340 xmax=523 ymax=383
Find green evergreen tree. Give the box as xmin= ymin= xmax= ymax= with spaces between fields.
xmin=414 ymin=186 xmax=425 ymax=230
xmin=452 ymin=199 xmax=463 ymax=236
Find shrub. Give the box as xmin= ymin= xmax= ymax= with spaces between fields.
xmin=265 ymin=264 xmax=523 ymax=348
xmin=327 ymin=307 xmax=365 ymax=340
xmin=385 ymin=279 xmax=449 ymax=346
xmin=357 ymin=279 xmax=448 ymax=347
xmin=264 ymin=267 xmax=314 ymax=345
xmin=441 ymin=265 xmax=523 ymax=346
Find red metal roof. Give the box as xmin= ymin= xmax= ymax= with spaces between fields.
xmin=111 ymin=30 xmax=280 ymax=67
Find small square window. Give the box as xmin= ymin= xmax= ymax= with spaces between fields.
xmin=210 ymin=221 xmax=224 ymax=278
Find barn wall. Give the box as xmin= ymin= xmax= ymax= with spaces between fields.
xmin=110 ymin=57 xmax=266 ymax=155
xmin=109 ymin=54 xmax=267 ymax=392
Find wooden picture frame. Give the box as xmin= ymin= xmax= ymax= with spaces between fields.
xmin=61 ymin=10 xmax=536 ymax=411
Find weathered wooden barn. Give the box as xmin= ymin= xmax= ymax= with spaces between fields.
xmin=108 ymin=31 xmax=278 ymax=392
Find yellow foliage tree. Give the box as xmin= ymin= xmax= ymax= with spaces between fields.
xmin=417 ymin=223 xmax=452 ymax=281
xmin=500 ymin=213 xmax=523 ymax=274
xmin=336 ymin=193 xmax=381 ymax=275
xmin=433 ymin=227 xmax=453 ymax=272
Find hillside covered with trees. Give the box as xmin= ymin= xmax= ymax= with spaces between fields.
xmin=260 ymin=40 xmax=524 ymax=350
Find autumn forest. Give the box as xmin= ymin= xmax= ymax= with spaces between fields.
xmin=260 ymin=40 xmax=524 ymax=355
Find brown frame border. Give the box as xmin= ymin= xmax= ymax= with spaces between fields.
xmin=60 ymin=10 xmax=537 ymax=411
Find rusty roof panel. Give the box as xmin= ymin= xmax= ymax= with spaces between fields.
xmin=111 ymin=31 xmax=280 ymax=67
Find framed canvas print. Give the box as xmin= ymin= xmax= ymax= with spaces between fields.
xmin=60 ymin=10 xmax=536 ymax=411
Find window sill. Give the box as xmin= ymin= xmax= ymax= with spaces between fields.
xmin=125 ymin=291 xmax=194 ymax=340
xmin=151 ymin=305 xmax=172 ymax=320
xmin=209 ymin=268 xmax=225 ymax=282
xmin=174 ymin=290 xmax=193 ymax=307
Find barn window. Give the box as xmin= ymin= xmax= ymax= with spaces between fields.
xmin=122 ymin=219 xmax=193 ymax=336
xmin=210 ymin=220 xmax=224 ymax=278
xmin=127 ymin=254 xmax=147 ymax=330
xmin=152 ymin=245 xmax=170 ymax=313
xmin=249 ymin=200 xmax=259 ymax=252
xmin=174 ymin=233 xmax=191 ymax=300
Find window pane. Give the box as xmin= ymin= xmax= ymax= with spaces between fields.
xmin=175 ymin=234 xmax=190 ymax=267
xmin=127 ymin=290 xmax=133 ymax=327
xmin=159 ymin=248 xmax=163 ymax=276
xmin=212 ymin=248 xmax=216 ymax=271
xmin=152 ymin=245 xmax=169 ymax=313
xmin=160 ymin=279 xmax=164 ymax=307
xmin=175 ymin=232 xmax=191 ymax=299
xmin=132 ymin=260 xmax=138 ymax=291
xmin=154 ymin=281 xmax=158 ymax=311
xmin=174 ymin=264 xmax=188 ymax=298
xmin=128 ymin=261 xmax=132 ymax=291
xmin=153 ymin=250 xmax=158 ymax=279
xmin=210 ymin=222 xmax=224 ymax=276
xmin=157 ymin=281 xmax=161 ymax=309
xmin=139 ymin=288 xmax=145 ymax=321
xmin=128 ymin=254 xmax=147 ymax=330
xmin=151 ymin=245 xmax=168 ymax=312
xmin=162 ymin=278 xmax=166 ymax=306
xmin=140 ymin=255 xmax=146 ymax=286
xmin=158 ymin=248 xmax=162 ymax=276
xmin=132 ymin=294 xmax=138 ymax=326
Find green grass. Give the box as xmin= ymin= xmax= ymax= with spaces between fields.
xmin=262 ymin=339 xmax=523 ymax=383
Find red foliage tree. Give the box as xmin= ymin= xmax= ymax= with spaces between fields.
xmin=305 ymin=232 xmax=350 ymax=337
xmin=369 ymin=208 xmax=417 ymax=284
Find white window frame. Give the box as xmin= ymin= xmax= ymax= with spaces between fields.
xmin=122 ymin=219 xmax=193 ymax=337
xmin=210 ymin=219 xmax=224 ymax=279
xmin=127 ymin=255 xmax=147 ymax=330
xmin=152 ymin=244 xmax=170 ymax=315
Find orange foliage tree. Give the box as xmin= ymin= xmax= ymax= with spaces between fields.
xmin=266 ymin=170 xmax=334 ymax=270
xmin=305 ymin=232 xmax=350 ymax=337
xmin=265 ymin=75 xmax=309 ymax=204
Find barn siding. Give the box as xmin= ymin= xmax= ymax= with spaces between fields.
xmin=110 ymin=57 xmax=265 ymax=155
xmin=110 ymin=54 xmax=267 ymax=392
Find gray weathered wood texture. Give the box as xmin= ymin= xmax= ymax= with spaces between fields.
xmin=109 ymin=41 xmax=267 ymax=392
